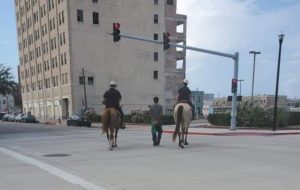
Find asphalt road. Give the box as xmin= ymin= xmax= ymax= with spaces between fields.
xmin=1 ymin=121 xmax=300 ymax=190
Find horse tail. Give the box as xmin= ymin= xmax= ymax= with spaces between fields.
xmin=173 ymin=105 xmax=183 ymax=142
xmin=102 ymin=109 xmax=111 ymax=134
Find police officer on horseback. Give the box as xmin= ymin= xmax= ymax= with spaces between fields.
xmin=176 ymin=79 xmax=195 ymax=119
xmin=103 ymin=81 xmax=126 ymax=129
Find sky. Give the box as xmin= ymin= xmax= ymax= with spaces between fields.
xmin=0 ymin=0 xmax=299 ymax=99
xmin=177 ymin=0 xmax=300 ymax=98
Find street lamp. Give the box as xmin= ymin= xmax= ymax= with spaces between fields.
xmin=273 ymin=33 xmax=284 ymax=131
xmin=249 ymin=51 xmax=261 ymax=104
xmin=238 ymin=79 xmax=244 ymax=95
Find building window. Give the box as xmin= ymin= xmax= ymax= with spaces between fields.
xmin=77 ymin=9 xmax=84 ymax=22
xmin=154 ymin=52 xmax=158 ymax=61
xmin=153 ymin=70 xmax=158 ymax=79
xmin=88 ymin=77 xmax=94 ymax=85
xmin=79 ymin=76 xmax=85 ymax=85
xmin=154 ymin=33 xmax=158 ymax=40
xmin=92 ymin=0 xmax=98 ymax=2
xmin=167 ymin=0 xmax=174 ymax=5
xmin=154 ymin=14 xmax=158 ymax=24
xmin=93 ymin=12 xmax=99 ymax=24
xmin=154 ymin=0 xmax=158 ymax=5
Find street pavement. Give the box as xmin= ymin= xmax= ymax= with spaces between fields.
xmin=1 ymin=121 xmax=300 ymax=190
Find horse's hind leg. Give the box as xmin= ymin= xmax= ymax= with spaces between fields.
xmin=106 ymin=128 xmax=109 ymax=141
xmin=184 ymin=128 xmax=189 ymax=145
xmin=109 ymin=127 xmax=114 ymax=150
xmin=178 ymin=127 xmax=184 ymax=148
xmin=114 ymin=128 xmax=119 ymax=148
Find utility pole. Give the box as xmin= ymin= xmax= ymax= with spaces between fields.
xmin=273 ymin=33 xmax=284 ymax=131
xmin=82 ymin=68 xmax=87 ymax=111
xmin=238 ymin=79 xmax=244 ymax=95
xmin=249 ymin=51 xmax=261 ymax=104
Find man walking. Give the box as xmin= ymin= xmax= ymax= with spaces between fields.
xmin=149 ymin=96 xmax=163 ymax=146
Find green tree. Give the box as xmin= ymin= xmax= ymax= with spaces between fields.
xmin=0 ymin=63 xmax=17 ymax=112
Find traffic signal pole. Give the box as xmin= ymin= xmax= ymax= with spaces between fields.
xmin=113 ymin=32 xmax=239 ymax=130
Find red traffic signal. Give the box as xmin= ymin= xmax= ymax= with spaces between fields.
xmin=113 ymin=23 xmax=121 ymax=42
xmin=163 ymin=32 xmax=170 ymax=50
xmin=231 ymin=79 xmax=238 ymax=93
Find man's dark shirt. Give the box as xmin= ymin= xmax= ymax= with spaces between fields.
xmin=103 ymin=88 xmax=122 ymax=108
xmin=178 ymin=85 xmax=191 ymax=102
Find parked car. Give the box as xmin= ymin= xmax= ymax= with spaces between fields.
xmin=20 ymin=115 xmax=38 ymax=123
xmin=0 ymin=112 xmax=6 ymax=120
xmin=2 ymin=114 xmax=11 ymax=121
xmin=7 ymin=114 xmax=17 ymax=122
xmin=15 ymin=113 xmax=25 ymax=122
xmin=67 ymin=115 xmax=91 ymax=127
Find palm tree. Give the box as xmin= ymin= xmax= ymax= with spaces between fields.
xmin=0 ymin=63 xmax=17 ymax=112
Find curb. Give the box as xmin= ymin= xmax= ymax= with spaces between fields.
xmin=163 ymin=130 xmax=300 ymax=136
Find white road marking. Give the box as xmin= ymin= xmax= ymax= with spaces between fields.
xmin=0 ymin=146 xmax=106 ymax=190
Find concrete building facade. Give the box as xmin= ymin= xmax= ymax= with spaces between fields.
xmin=191 ymin=90 xmax=204 ymax=117
xmin=0 ymin=95 xmax=15 ymax=113
xmin=15 ymin=0 xmax=186 ymax=119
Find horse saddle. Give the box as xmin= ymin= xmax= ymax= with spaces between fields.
xmin=178 ymin=100 xmax=189 ymax=104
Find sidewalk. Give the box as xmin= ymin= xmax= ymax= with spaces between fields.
xmin=48 ymin=119 xmax=300 ymax=136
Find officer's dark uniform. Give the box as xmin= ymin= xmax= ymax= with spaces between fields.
xmin=103 ymin=87 xmax=124 ymax=124
xmin=177 ymin=85 xmax=195 ymax=117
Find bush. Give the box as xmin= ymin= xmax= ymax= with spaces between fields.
xmin=207 ymin=113 xmax=231 ymax=126
xmin=237 ymin=103 xmax=272 ymax=127
xmin=288 ymin=112 xmax=300 ymax=125
xmin=123 ymin=114 xmax=132 ymax=123
xmin=266 ymin=108 xmax=289 ymax=128
xmin=236 ymin=102 xmax=289 ymax=128
xmin=162 ymin=115 xmax=175 ymax=125
xmin=86 ymin=113 xmax=101 ymax=122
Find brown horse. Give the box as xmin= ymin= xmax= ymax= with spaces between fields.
xmin=173 ymin=103 xmax=192 ymax=148
xmin=101 ymin=108 xmax=121 ymax=150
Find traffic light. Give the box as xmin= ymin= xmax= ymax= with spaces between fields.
xmin=163 ymin=32 xmax=170 ymax=50
xmin=231 ymin=78 xmax=238 ymax=93
xmin=113 ymin=23 xmax=121 ymax=42
xmin=237 ymin=95 xmax=242 ymax=101
xmin=227 ymin=96 xmax=232 ymax=102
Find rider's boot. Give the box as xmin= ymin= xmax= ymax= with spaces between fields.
xmin=120 ymin=122 xmax=126 ymax=129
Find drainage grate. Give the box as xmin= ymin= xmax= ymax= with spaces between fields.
xmin=43 ymin=153 xmax=70 ymax=157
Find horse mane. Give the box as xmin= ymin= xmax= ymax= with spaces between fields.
xmin=173 ymin=105 xmax=183 ymax=142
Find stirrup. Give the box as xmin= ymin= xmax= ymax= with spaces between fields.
xmin=120 ymin=123 xmax=126 ymax=129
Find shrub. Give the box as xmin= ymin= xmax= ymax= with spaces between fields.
xmin=266 ymin=108 xmax=289 ymax=128
xmin=123 ymin=114 xmax=132 ymax=123
xmin=288 ymin=112 xmax=300 ymax=125
xmin=162 ymin=115 xmax=175 ymax=125
xmin=237 ymin=102 xmax=272 ymax=127
xmin=86 ymin=113 xmax=101 ymax=122
xmin=207 ymin=113 xmax=231 ymax=126
xmin=236 ymin=102 xmax=289 ymax=128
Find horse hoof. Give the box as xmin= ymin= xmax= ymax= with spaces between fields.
xmin=184 ymin=142 xmax=188 ymax=145
xmin=115 ymin=145 xmax=118 ymax=147
xmin=109 ymin=147 xmax=113 ymax=151
xmin=180 ymin=145 xmax=184 ymax=149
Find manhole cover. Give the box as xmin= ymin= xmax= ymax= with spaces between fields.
xmin=43 ymin=154 xmax=70 ymax=157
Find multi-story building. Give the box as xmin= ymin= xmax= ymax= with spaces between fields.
xmin=14 ymin=0 xmax=186 ymax=119
xmin=0 ymin=94 xmax=15 ymax=113
xmin=191 ymin=90 xmax=204 ymax=117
